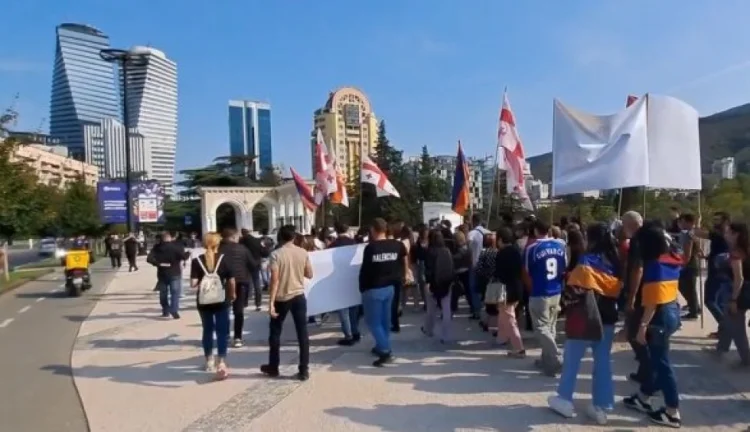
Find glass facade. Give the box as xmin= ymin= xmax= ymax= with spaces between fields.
xmin=49 ymin=23 xmax=119 ymax=163
xmin=227 ymin=101 xmax=273 ymax=178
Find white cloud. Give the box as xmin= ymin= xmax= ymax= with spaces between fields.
xmin=0 ymin=59 xmax=46 ymax=73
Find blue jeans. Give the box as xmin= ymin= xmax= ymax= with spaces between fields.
xmin=158 ymin=276 xmax=181 ymax=315
xmin=338 ymin=306 xmax=360 ymax=338
xmin=557 ymin=325 xmax=615 ymax=409
xmin=362 ymin=286 xmax=394 ymax=354
xmin=706 ymin=278 xmax=731 ymax=325
xmin=199 ymin=306 xmax=230 ymax=358
xmin=640 ymin=301 xmax=681 ymax=409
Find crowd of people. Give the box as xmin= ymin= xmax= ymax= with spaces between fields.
xmin=138 ymin=207 xmax=749 ymax=429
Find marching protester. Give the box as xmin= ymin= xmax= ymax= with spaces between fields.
xmin=620 ymin=211 xmax=647 ymax=383
xmin=467 ymin=214 xmax=489 ymax=319
xmin=422 ymin=229 xmax=454 ymax=343
xmin=399 ymin=225 xmax=421 ymax=312
xmin=524 ymin=220 xmax=566 ymax=376
xmin=359 ymin=218 xmax=408 ymax=367
xmin=219 ymin=229 xmax=258 ymax=348
xmin=147 ymin=232 xmax=187 ymax=319
xmin=389 ymin=221 xmax=406 ymax=332
xmin=124 ymin=233 xmax=139 ymax=272
xmin=261 ymin=225 xmax=313 ymax=381
xmin=240 ymin=228 xmax=264 ymax=311
xmin=451 ymin=230 xmax=473 ymax=317
xmin=623 ymin=221 xmax=683 ymax=428
xmin=677 ymin=213 xmax=700 ymax=320
xmin=329 ymin=222 xmax=361 ymax=346
xmin=548 ymin=223 xmax=621 ymax=425
xmin=412 ymin=224 xmax=430 ymax=310
xmin=191 ymin=232 xmax=235 ymax=380
xmin=714 ymin=221 xmax=750 ymax=367
xmin=492 ymin=227 xmax=525 ymax=356
xmin=696 ymin=212 xmax=731 ymax=338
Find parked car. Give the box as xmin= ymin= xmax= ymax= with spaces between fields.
xmin=38 ymin=238 xmax=59 ymax=257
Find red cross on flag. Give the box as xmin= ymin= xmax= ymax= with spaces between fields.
xmin=361 ymin=154 xmax=400 ymax=198
xmin=497 ymin=90 xmax=533 ymax=210
xmin=313 ymin=128 xmax=338 ymax=205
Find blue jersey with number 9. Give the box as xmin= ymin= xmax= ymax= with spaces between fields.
xmin=524 ymin=238 xmax=567 ymax=297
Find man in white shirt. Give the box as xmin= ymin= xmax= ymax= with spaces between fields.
xmin=467 ymin=214 xmax=489 ymax=319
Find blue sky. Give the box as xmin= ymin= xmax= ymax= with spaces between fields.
xmin=3 ymin=1 xmax=750 ymax=178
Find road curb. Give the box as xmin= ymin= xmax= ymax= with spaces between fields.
xmin=68 ymin=261 xmax=120 ymax=432
xmin=0 ymin=268 xmax=56 ymax=297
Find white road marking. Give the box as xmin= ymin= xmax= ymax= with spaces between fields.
xmin=18 ymin=306 xmax=31 ymax=314
xmin=35 ymin=297 xmax=45 ymax=303
xmin=0 ymin=318 xmax=13 ymax=328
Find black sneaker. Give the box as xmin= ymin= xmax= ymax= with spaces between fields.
xmin=296 ymin=370 xmax=310 ymax=381
xmin=260 ymin=364 xmax=280 ymax=378
xmin=337 ymin=338 xmax=356 ymax=346
xmin=648 ymin=408 xmax=681 ymax=428
xmin=171 ymin=312 xmax=180 ymax=319
xmin=352 ymin=333 xmax=361 ymax=343
xmin=161 ymin=312 xmax=169 ymax=318
xmin=623 ymin=394 xmax=652 ymax=413
xmin=373 ymin=353 xmax=393 ymax=367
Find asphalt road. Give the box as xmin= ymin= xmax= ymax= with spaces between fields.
xmin=0 ymin=261 xmax=117 ymax=432
xmin=7 ymin=248 xmax=50 ymax=268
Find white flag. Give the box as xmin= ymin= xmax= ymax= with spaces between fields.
xmin=313 ymin=128 xmax=337 ymax=204
xmin=552 ymin=97 xmax=649 ymax=196
xmin=497 ymin=91 xmax=533 ymax=210
xmin=361 ymin=154 xmax=400 ymax=198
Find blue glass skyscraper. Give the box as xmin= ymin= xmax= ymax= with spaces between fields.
xmin=228 ymin=100 xmax=273 ymax=179
xmin=49 ymin=23 xmax=119 ymax=162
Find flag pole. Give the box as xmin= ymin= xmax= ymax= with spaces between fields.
xmin=486 ymin=86 xmax=506 ymax=227
xmin=358 ymin=134 xmax=364 ymax=228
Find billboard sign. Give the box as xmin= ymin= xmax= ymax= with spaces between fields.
xmin=132 ymin=181 xmax=165 ymax=224
xmin=97 ymin=182 xmax=128 ymax=224
xmin=97 ymin=180 xmax=166 ymax=225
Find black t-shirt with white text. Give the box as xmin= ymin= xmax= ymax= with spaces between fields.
xmin=359 ymin=239 xmax=407 ymax=292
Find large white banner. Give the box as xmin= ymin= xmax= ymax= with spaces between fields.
xmin=552 ymin=96 xmax=649 ymax=196
xmin=191 ymin=245 xmax=364 ymax=316
xmin=305 ymin=244 xmax=363 ymax=316
xmin=551 ymin=94 xmax=701 ymax=196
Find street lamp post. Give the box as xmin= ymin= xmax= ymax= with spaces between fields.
xmin=99 ymin=48 xmax=147 ymax=233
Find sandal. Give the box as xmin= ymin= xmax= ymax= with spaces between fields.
xmin=215 ymin=359 xmax=229 ymax=380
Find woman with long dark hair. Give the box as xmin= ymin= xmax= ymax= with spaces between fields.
xmin=422 ymin=230 xmax=454 ymax=342
xmin=492 ymin=227 xmax=525 ymax=356
xmin=715 ymin=222 xmax=750 ymax=367
xmin=399 ymin=225 xmax=421 ymax=310
xmin=412 ymin=224 xmax=430 ymax=310
xmin=451 ymin=230 xmax=475 ymax=317
xmin=623 ymin=221 xmax=683 ymax=428
xmin=548 ymin=223 xmax=620 ymax=425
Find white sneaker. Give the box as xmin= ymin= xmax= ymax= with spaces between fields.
xmin=547 ymin=395 xmax=576 ymax=418
xmin=205 ymin=356 xmax=216 ymax=372
xmin=585 ymin=404 xmax=607 ymax=425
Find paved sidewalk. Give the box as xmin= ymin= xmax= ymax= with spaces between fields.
xmin=73 ymin=264 xmax=750 ymax=431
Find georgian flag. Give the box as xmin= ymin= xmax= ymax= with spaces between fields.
xmin=497 ymin=91 xmax=533 ymax=210
xmin=313 ymin=128 xmax=337 ymax=205
xmin=361 ymin=154 xmax=400 ymax=198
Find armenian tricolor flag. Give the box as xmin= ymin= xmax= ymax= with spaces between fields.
xmin=290 ymin=167 xmax=317 ymax=212
xmin=567 ymin=253 xmax=621 ymax=298
xmin=641 ymin=252 xmax=683 ymax=306
xmin=451 ymin=141 xmax=471 ymax=215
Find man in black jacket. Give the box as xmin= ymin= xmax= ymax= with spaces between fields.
xmin=220 ymin=229 xmax=259 ymax=347
xmin=240 ymin=228 xmax=263 ymax=310
xmin=147 ymin=232 xmax=187 ymax=319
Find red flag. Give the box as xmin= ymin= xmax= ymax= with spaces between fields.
xmin=290 ymin=167 xmax=317 ymax=212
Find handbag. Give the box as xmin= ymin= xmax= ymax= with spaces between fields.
xmin=485 ymin=279 xmax=507 ymax=304
xmin=564 ymin=287 xmax=604 ymax=341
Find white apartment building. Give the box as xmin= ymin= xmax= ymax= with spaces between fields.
xmin=712 ymin=157 xmax=736 ymax=180
xmin=123 ymin=46 xmax=178 ymax=195
xmin=10 ymin=143 xmax=99 ymax=188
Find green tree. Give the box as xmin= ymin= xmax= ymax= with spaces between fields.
xmin=57 ymin=179 xmax=101 ymax=236
xmin=418 ymin=145 xmax=451 ymax=203
xmin=0 ymin=108 xmax=43 ymax=241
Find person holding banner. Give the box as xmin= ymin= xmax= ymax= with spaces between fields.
xmin=261 ymin=225 xmax=313 ymax=381
xmin=359 ymin=218 xmax=408 ymax=367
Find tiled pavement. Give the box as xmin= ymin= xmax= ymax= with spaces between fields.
xmin=71 ymin=261 xmax=750 ymax=431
